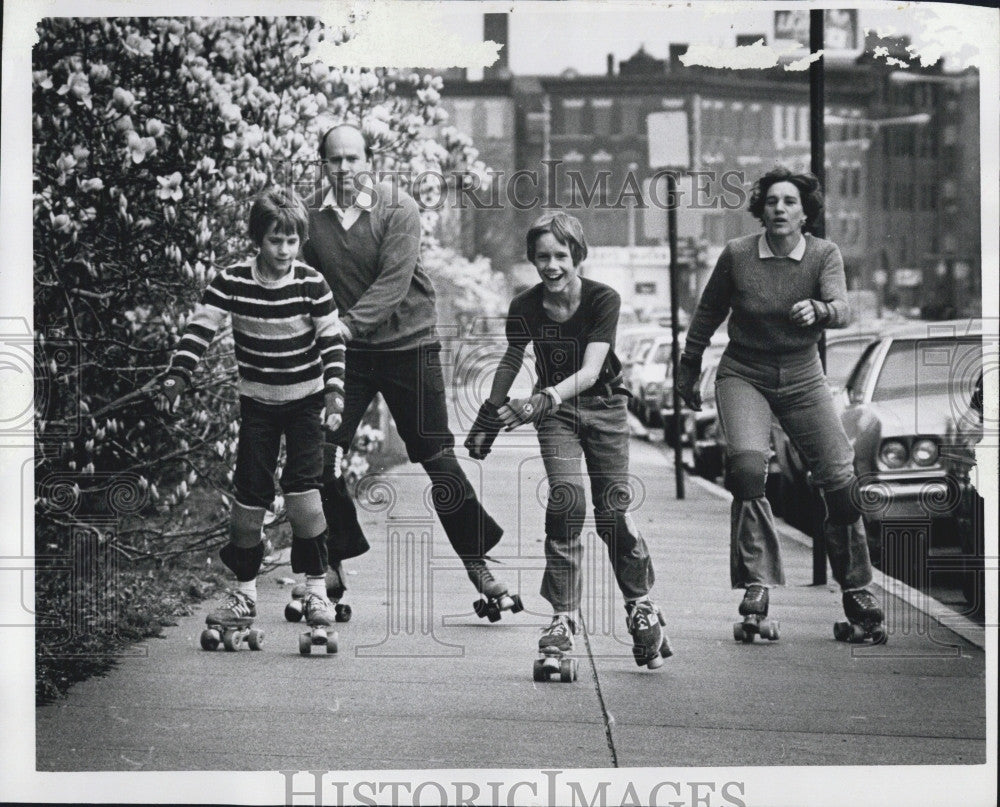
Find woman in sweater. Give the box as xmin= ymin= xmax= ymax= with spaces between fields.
xmin=676 ymin=166 xmax=885 ymax=643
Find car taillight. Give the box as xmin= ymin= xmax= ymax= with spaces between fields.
xmin=911 ymin=438 xmax=939 ymax=466
xmin=878 ymin=440 xmax=908 ymax=469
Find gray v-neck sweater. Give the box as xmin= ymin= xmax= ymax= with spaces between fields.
xmin=684 ymin=232 xmax=851 ymax=360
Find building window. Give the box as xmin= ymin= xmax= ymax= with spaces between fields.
xmin=619 ymin=102 xmax=640 ymax=135
xmin=485 ymin=100 xmax=505 ymax=139
xmin=451 ymin=100 xmax=475 ymax=135
xmin=635 ymin=282 xmax=657 ymax=295
xmin=559 ymin=98 xmax=585 ymax=134
xmin=591 ymin=98 xmax=613 ymax=136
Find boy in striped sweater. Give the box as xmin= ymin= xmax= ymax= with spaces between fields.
xmin=163 ymin=188 xmax=346 ymax=636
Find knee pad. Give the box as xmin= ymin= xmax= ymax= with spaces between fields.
xmin=725 ymin=451 xmax=769 ymax=501
xmin=291 ymin=534 xmax=328 ymax=576
xmin=823 ymin=481 xmax=861 ymax=526
xmin=285 ymin=489 xmax=327 ymax=540
xmin=230 ymin=501 xmax=267 ymax=548
xmin=545 ymin=481 xmax=587 ymax=538
xmin=219 ymin=541 xmax=265 ymax=582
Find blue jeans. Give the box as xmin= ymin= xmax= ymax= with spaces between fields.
xmin=715 ymin=345 xmax=873 ymax=591
xmin=234 ymin=392 xmax=325 ymax=509
xmin=536 ymin=394 xmax=655 ymax=612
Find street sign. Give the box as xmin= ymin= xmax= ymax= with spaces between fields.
xmin=774 ymin=9 xmax=858 ymax=51
xmin=646 ymin=110 xmax=691 ymax=170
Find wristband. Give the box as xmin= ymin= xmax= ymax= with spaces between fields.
xmin=542 ymin=386 xmax=562 ymax=407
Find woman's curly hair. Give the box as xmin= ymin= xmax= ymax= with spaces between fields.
xmin=747 ymin=166 xmax=825 ymax=233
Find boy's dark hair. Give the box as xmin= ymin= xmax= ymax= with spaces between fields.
xmin=747 ymin=166 xmax=825 ymax=232
xmin=248 ymin=188 xmax=309 ymax=245
xmin=526 ymin=212 xmax=588 ymax=267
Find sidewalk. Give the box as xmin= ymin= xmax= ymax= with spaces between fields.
xmin=35 ymin=430 xmax=987 ymax=775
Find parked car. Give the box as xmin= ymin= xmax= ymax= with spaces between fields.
xmin=942 ymin=370 xmax=985 ymax=611
xmin=633 ymin=333 xmax=680 ymax=427
xmin=770 ymin=326 xmax=886 ymax=531
xmin=619 ymin=326 xmax=668 ymax=413
xmin=680 ymin=340 xmax=729 ymax=479
xmin=835 ymin=319 xmax=984 ymax=583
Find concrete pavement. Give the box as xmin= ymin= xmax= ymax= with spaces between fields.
xmin=35 ymin=426 xmax=988 ymax=780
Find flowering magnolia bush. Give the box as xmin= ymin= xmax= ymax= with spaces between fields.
xmin=33 ymin=15 xmax=499 ymax=553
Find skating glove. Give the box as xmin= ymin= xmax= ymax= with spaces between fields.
xmin=160 ymin=374 xmax=187 ymax=412
xmin=464 ymin=399 xmax=507 ymax=459
xmin=324 ymin=390 xmax=344 ymax=432
xmin=499 ymin=393 xmax=552 ymax=429
xmin=674 ymin=354 xmax=702 ymax=412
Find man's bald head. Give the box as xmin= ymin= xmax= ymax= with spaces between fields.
xmin=318 ymin=123 xmax=373 ymax=161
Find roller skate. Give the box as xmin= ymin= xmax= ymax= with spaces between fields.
xmin=466 ymin=557 xmax=523 ymax=622
xmin=733 ymin=584 xmax=779 ymax=643
xmin=284 ymin=564 xmax=351 ymax=623
xmin=626 ymin=599 xmax=673 ymax=669
xmin=325 ymin=561 xmax=352 ymax=623
xmin=835 ymin=589 xmax=887 ymax=644
xmin=533 ymin=614 xmax=578 ymax=683
xmin=298 ymin=592 xmax=338 ymax=655
xmin=200 ymin=590 xmax=263 ymax=652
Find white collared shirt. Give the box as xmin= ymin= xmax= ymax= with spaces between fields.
xmin=320 ymin=187 xmax=375 ymax=232
xmin=758 ymin=232 xmax=806 ymax=262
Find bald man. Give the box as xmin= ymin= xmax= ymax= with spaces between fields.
xmin=301 ymin=124 xmax=519 ymax=621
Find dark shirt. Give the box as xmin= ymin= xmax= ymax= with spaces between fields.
xmin=506 ymin=277 xmax=622 ymax=393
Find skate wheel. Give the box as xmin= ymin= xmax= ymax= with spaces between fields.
xmin=849 ymin=624 xmax=867 ymax=643
xmin=299 ymin=633 xmax=312 ymax=655
xmin=763 ymin=620 xmax=780 ymax=641
xmin=334 ymin=603 xmax=352 ymax=623
xmin=646 ymin=654 xmax=664 ymax=670
xmin=659 ymin=638 xmax=674 ymax=659
xmin=559 ymin=658 xmax=576 ymax=683
xmin=533 ymin=659 xmax=547 ymax=682
xmin=222 ymin=629 xmax=241 ymax=652
xmin=247 ymin=629 xmax=264 ymax=651
xmin=870 ymin=626 xmax=887 ymax=645
xmin=486 ymin=603 xmax=501 ymax=623
xmin=509 ymin=594 xmax=524 ymax=614
xmin=326 ymin=633 xmax=338 ymax=654
xmin=733 ymin=623 xmax=745 ymax=642
xmin=473 ymin=599 xmax=488 ymax=618
xmin=834 ymin=621 xmax=851 ymax=642
xmin=291 ymin=584 xmax=307 ymax=599
xmin=284 ymin=600 xmax=304 ymax=623
xmin=200 ymin=628 xmax=221 ymax=651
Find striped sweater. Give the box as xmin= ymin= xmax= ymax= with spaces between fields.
xmin=169 ymin=260 xmax=345 ymax=404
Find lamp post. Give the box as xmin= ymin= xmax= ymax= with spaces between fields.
xmin=647 ymin=108 xmax=691 ymax=500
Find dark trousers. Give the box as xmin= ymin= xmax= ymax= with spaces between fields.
xmin=327 ymin=342 xmax=502 ymax=559
xmin=234 ymin=393 xmax=324 ymax=509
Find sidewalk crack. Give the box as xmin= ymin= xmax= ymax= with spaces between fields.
xmin=579 ymin=614 xmax=619 ymax=767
